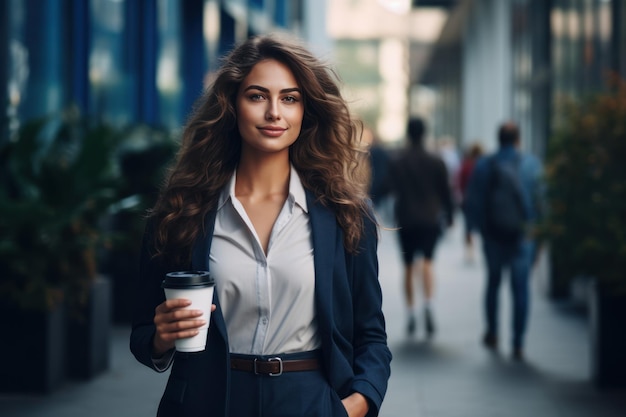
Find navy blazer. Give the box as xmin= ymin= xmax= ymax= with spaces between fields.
xmin=130 ymin=191 xmax=392 ymax=416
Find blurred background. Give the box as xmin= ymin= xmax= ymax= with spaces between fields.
xmin=1 ymin=0 xmax=626 ymax=415
xmin=3 ymin=0 xmax=625 ymax=150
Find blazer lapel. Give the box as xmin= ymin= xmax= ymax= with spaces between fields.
xmin=306 ymin=191 xmax=338 ymax=325
xmin=191 ymin=208 xmax=228 ymax=343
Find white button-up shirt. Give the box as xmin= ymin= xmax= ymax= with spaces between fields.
xmin=209 ymin=166 xmax=320 ymax=355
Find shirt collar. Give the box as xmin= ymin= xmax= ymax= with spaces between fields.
xmin=217 ymin=165 xmax=308 ymax=213
xmin=289 ymin=165 xmax=308 ymax=213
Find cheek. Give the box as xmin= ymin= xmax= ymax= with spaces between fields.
xmin=290 ymin=108 xmax=304 ymax=126
xmin=236 ymin=106 xmax=255 ymax=129
xmin=236 ymin=115 xmax=252 ymax=140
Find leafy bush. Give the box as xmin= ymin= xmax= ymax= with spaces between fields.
xmin=0 ymin=110 xmax=124 ymax=312
xmin=540 ymin=74 xmax=626 ymax=295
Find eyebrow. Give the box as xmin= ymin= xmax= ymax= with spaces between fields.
xmin=243 ymin=85 xmax=301 ymax=94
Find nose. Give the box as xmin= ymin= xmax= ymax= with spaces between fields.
xmin=266 ymin=100 xmax=281 ymax=120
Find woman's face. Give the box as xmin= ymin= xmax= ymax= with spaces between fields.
xmin=236 ymin=59 xmax=304 ymax=156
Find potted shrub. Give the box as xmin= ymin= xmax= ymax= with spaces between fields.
xmin=540 ymin=74 xmax=626 ymax=388
xmin=101 ymin=124 xmax=177 ymax=323
xmin=0 ymin=110 xmax=124 ymax=390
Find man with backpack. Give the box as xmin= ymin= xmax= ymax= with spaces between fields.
xmin=465 ymin=122 xmax=543 ymax=361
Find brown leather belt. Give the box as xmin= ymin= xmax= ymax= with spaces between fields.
xmin=230 ymin=357 xmax=320 ymax=376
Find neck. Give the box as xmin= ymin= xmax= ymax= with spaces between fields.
xmin=235 ymin=152 xmax=291 ymax=197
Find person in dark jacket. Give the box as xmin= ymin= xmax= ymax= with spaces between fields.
xmin=464 ymin=121 xmax=543 ymax=361
xmin=363 ymin=127 xmax=391 ymax=208
xmin=130 ymin=34 xmax=391 ymax=417
xmin=388 ymin=117 xmax=454 ymax=338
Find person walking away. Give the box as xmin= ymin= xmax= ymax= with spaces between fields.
xmin=457 ymin=142 xmax=484 ymax=262
xmin=130 ymin=34 xmax=392 ymax=417
xmin=437 ymin=135 xmax=462 ymax=208
xmin=465 ymin=121 xmax=543 ymax=361
xmin=389 ymin=117 xmax=454 ymax=338
xmin=364 ymin=128 xmax=391 ymax=209
xmin=363 ymin=127 xmax=392 ymax=224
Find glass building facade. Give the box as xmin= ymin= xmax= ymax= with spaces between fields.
xmin=1 ymin=0 xmax=308 ymax=141
xmin=550 ymin=0 xmax=624 ymax=124
xmin=418 ymin=0 xmax=625 ymax=157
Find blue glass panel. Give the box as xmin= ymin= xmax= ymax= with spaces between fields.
xmin=219 ymin=8 xmax=236 ymax=57
xmin=69 ymin=0 xmax=90 ymax=115
xmin=249 ymin=0 xmax=264 ymax=8
xmin=275 ymin=0 xmax=287 ymax=27
xmin=156 ymin=0 xmax=183 ymax=129
xmin=90 ymin=0 xmax=133 ymax=125
xmin=11 ymin=0 xmax=66 ymax=123
xmin=127 ymin=0 xmax=158 ymax=125
xmin=180 ymin=0 xmax=206 ymax=122
xmin=0 ymin=1 xmax=9 ymax=141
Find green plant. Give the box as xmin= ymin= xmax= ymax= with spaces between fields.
xmin=113 ymin=124 xmax=177 ymax=246
xmin=0 ymin=110 xmax=125 ymax=313
xmin=540 ymin=74 xmax=626 ymax=295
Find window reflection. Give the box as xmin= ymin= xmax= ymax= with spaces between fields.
xmin=8 ymin=0 xmax=65 ymax=131
xmin=90 ymin=0 xmax=130 ymax=125
xmin=157 ymin=0 xmax=183 ymax=129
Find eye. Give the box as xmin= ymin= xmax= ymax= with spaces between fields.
xmin=248 ymin=93 xmax=265 ymax=101
xmin=283 ymin=95 xmax=299 ymax=104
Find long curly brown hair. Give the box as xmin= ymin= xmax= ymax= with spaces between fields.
xmin=150 ymin=34 xmax=371 ymax=264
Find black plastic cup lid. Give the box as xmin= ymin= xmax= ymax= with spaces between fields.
xmin=162 ymin=271 xmax=214 ymax=289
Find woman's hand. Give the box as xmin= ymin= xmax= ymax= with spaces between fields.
xmin=152 ymin=299 xmax=216 ymax=357
xmin=341 ymin=392 xmax=369 ymax=417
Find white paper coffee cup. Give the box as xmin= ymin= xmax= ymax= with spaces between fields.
xmin=162 ymin=271 xmax=215 ymax=352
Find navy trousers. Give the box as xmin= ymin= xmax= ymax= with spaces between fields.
xmin=228 ymin=351 xmax=348 ymax=417
xmin=482 ymin=237 xmax=535 ymax=349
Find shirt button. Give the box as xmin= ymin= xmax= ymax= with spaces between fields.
xmin=261 ymin=317 xmax=268 ymax=325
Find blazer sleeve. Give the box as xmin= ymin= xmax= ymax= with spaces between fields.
xmin=347 ymin=209 xmax=392 ymax=416
xmin=129 ymin=218 xmax=181 ymax=371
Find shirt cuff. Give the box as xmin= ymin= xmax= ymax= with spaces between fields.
xmin=151 ymin=349 xmax=175 ymax=372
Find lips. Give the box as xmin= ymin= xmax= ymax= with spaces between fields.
xmin=258 ymin=126 xmax=286 ymax=137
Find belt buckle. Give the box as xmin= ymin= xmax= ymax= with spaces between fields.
xmin=254 ymin=357 xmax=283 ymax=376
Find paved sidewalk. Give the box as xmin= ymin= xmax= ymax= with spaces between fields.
xmin=377 ymin=217 xmax=626 ymax=417
xmin=1 ymin=216 xmax=625 ymax=416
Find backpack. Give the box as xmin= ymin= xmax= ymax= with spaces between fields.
xmin=484 ymin=156 xmax=527 ymax=243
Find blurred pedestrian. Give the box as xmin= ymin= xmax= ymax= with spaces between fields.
xmin=363 ymin=127 xmax=391 ymax=208
xmin=465 ymin=121 xmax=543 ymax=361
xmin=130 ymin=34 xmax=391 ymax=417
xmin=437 ymin=135 xmax=462 ymax=207
xmin=457 ymin=142 xmax=484 ymax=262
xmin=388 ymin=116 xmax=454 ymax=338
xmin=362 ymin=127 xmax=393 ymax=227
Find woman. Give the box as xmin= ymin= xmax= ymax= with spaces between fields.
xmin=130 ymin=34 xmax=392 ymax=417
xmin=458 ymin=142 xmax=484 ymax=261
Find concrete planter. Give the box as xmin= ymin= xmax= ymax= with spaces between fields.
xmin=66 ymin=275 xmax=112 ymax=379
xmin=589 ymin=281 xmax=626 ymax=388
xmin=0 ymin=303 xmax=67 ymax=393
